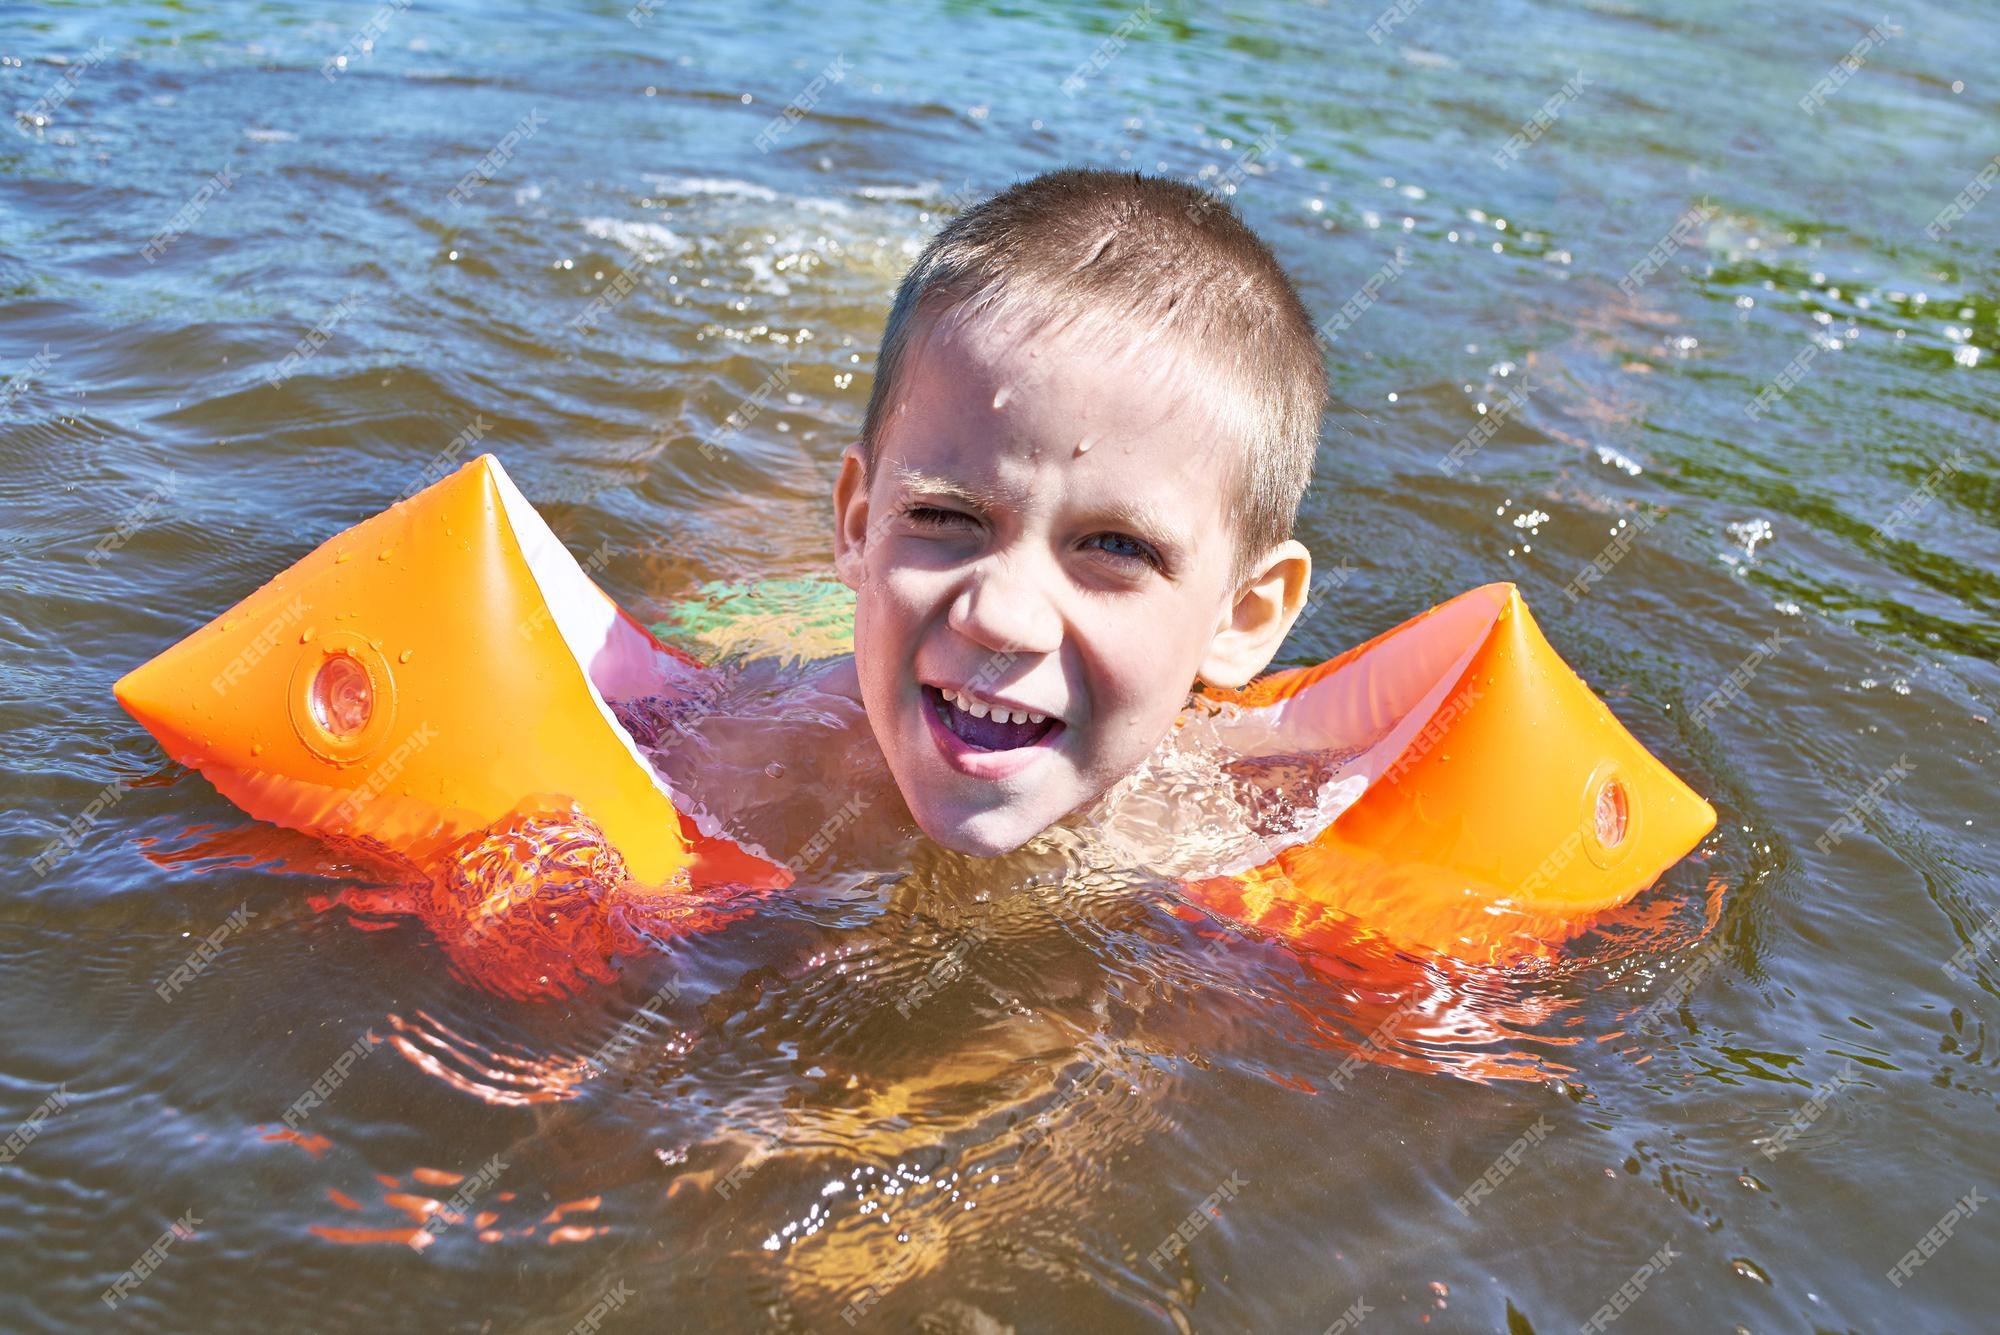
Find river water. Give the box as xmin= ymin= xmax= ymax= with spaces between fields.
xmin=3 ymin=1 xmax=1995 ymax=1330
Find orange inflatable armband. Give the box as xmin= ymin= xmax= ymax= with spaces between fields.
xmin=115 ymin=455 xmax=1709 ymax=970
xmin=114 ymin=454 xmax=769 ymax=890
xmin=1186 ymin=583 xmax=1716 ymax=964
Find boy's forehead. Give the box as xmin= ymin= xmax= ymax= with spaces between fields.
xmin=919 ymin=303 xmax=1181 ymax=397
xmin=876 ymin=309 xmax=1248 ymax=564
xmin=893 ymin=306 xmax=1245 ymax=475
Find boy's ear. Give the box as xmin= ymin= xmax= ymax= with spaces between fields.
xmin=1197 ymin=540 xmax=1312 ymax=689
xmin=831 ymin=443 xmax=870 ymax=589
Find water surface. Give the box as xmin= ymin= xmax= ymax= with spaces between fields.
xmin=3 ymin=1 xmax=1996 ymax=1330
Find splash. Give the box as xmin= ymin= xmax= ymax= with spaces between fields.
xmin=296 ymin=807 xmax=762 ymax=1001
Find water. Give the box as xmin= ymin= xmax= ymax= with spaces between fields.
xmin=3 ymin=0 xmax=1996 ymax=1329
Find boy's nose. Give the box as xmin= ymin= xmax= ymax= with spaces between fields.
xmin=945 ymin=558 xmax=1063 ymax=659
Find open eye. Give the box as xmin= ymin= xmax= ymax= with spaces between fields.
xmin=1082 ymin=531 xmax=1164 ymax=570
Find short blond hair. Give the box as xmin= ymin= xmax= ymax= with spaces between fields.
xmin=860 ymin=169 xmax=1327 ymax=579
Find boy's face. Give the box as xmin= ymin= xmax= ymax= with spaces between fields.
xmin=833 ymin=310 xmax=1308 ymax=857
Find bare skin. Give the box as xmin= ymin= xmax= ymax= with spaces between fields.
xmin=829 ymin=306 xmax=1312 ymax=859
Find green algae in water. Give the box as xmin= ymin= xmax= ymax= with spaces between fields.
xmin=651 ymin=576 xmax=856 ymax=663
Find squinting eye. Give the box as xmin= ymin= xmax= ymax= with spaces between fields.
xmin=1083 ymin=532 xmax=1162 ymax=568
xmin=904 ymin=505 xmax=973 ymax=529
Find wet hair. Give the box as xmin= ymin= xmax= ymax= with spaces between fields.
xmin=859 ymin=168 xmax=1327 ymax=581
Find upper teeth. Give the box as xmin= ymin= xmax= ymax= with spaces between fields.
xmin=940 ymin=687 xmax=1045 ymax=725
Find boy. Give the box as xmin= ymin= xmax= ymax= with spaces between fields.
xmin=821 ymin=168 xmax=1327 ymax=860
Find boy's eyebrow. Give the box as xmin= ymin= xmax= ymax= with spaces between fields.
xmin=892 ymin=464 xmax=1190 ymax=550
xmin=891 ymin=466 xmax=999 ymax=512
xmin=1091 ymin=497 xmax=1186 ymax=546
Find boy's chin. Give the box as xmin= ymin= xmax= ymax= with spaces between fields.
xmin=910 ymin=802 xmax=1061 ymax=860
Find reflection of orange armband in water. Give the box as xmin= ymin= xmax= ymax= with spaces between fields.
xmin=1186 ymin=583 xmax=1716 ymax=965
xmin=114 ymin=454 xmax=783 ymax=894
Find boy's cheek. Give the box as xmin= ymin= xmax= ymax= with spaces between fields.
xmin=1084 ymin=613 xmax=1205 ymax=714
xmin=848 ymin=573 xmax=910 ymax=638
xmin=857 ymin=558 xmax=931 ymax=611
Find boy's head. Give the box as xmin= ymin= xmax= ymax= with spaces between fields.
xmin=833 ymin=169 xmax=1327 ymax=856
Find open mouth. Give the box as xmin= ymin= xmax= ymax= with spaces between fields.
xmin=923 ymin=685 xmax=1063 ymax=752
